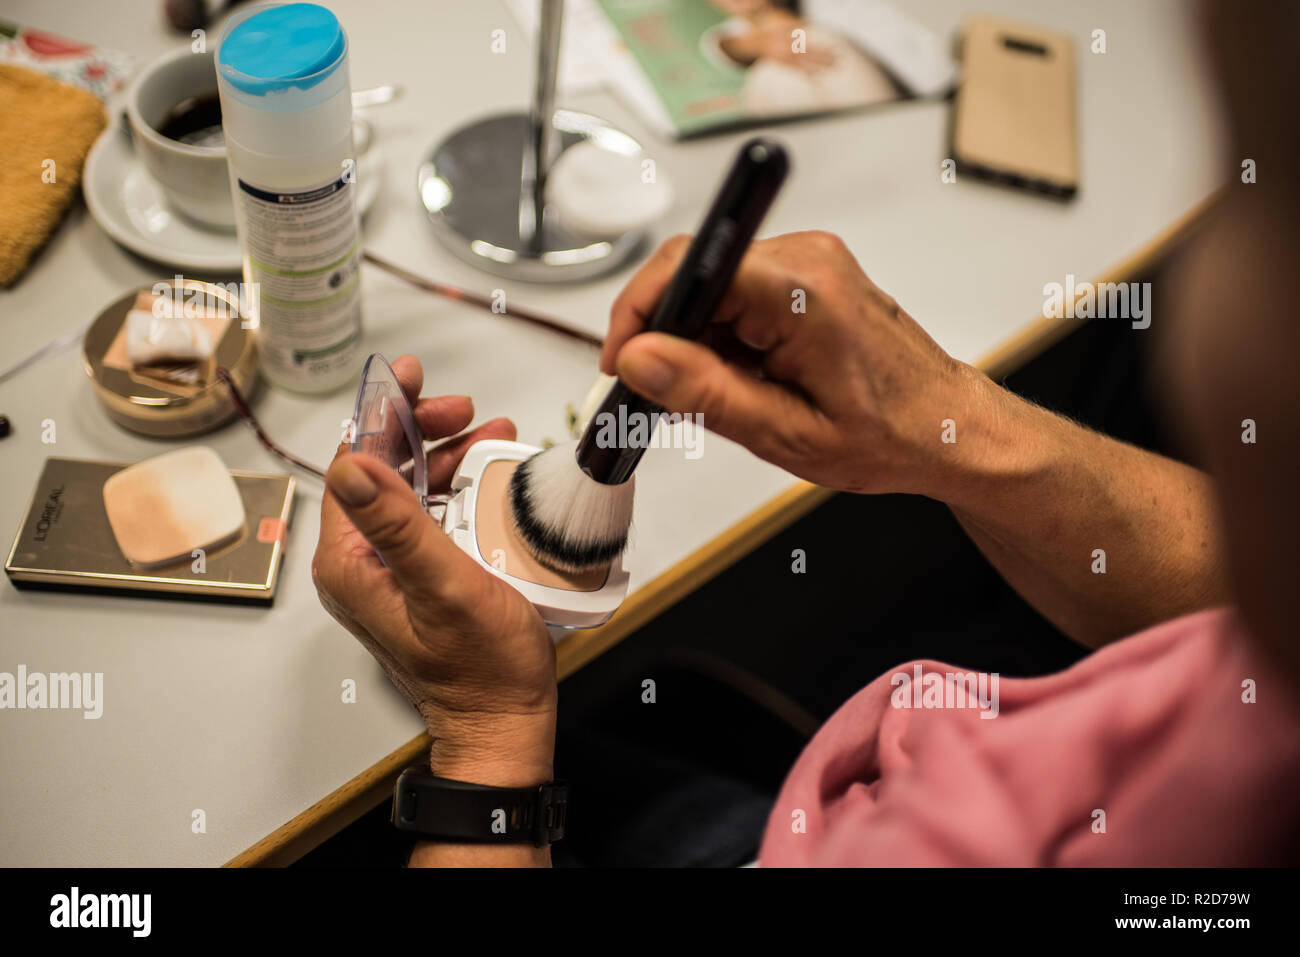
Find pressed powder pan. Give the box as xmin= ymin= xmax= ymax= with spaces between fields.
xmin=472 ymin=459 xmax=609 ymax=593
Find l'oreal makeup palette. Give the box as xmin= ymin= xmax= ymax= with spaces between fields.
xmin=4 ymin=450 xmax=293 ymax=604
xmin=349 ymin=353 xmax=629 ymax=629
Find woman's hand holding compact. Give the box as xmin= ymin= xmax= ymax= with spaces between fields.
xmin=311 ymin=355 xmax=557 ymax=790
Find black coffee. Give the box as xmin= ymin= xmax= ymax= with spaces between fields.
xmin=157 ymin=92 xmax=225 ymax=147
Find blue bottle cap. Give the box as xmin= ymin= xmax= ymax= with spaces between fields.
xmin=218 ymin=3 xmax=346 ymax=95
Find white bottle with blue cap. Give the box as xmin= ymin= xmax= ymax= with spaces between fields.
xmin=216 ymin=2 xmax=362 ymax=393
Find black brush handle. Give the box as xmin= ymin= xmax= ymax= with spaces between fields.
xmin=576 ymin=138 xmax=789 ymax=485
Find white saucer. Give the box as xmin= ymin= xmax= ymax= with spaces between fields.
xmin=83 ymin=122 xmax=382 ymax=274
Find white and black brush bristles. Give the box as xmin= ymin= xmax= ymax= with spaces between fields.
xmin=508 ymin=440 xmax=634 ymax=573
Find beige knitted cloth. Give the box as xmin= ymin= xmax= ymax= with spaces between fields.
xmin=0 ymin=63 xmax=106 ymax=286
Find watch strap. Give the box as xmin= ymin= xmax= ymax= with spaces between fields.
xmin=391 ymin=769 xmax=568 ymax=847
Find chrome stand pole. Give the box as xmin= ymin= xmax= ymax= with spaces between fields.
xmin=417 ymin=0 xmax=646 ymax=283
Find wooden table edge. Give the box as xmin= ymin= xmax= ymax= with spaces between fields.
xmin=225 ymin=191 xmax=1220 ymax=867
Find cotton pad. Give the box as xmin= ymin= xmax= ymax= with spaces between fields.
xmin=547 ymin=140 xmax=673 ymax=240
xmin=102 ymin=446 xmax=246 ymax=566
xmin=124 ymin=308 xmax=213 ymax=365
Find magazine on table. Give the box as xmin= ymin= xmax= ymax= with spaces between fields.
xmin=509 ymin=0 xmax=957 ymax=139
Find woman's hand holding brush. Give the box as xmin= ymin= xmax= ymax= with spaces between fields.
xmin=605 ymin=231 xmax=1229 ymax=648
xmin=603 ymin=229 xmax=992 ymax=500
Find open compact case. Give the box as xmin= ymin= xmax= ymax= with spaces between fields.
xmin=350 ymin=354 xmax=629 ymax=629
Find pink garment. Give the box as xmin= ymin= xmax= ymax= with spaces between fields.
xmin=759 ymin=608 xmax=1300 ymax=866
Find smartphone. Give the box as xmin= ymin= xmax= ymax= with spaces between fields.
xmin=951 ymin=17 xmax=1078 ymax=198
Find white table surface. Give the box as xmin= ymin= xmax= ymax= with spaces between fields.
xmin=0 ymin=0 xmax=1223 ymax=865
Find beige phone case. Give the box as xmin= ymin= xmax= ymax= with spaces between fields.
xmin=952 ymin=17 xmax=1078 ymax=197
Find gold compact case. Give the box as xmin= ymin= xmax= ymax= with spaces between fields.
xmin=4 ymin=456 xmax=293 ymax=604
xmin=82 ymin=279 xmax=257 ymax=437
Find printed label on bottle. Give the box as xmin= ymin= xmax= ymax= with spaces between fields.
xmin=236 ymin=173 xmax=362 ymax=385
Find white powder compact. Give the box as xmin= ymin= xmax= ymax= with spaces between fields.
xmin=349 ymin=353 xmax=629 ymax=629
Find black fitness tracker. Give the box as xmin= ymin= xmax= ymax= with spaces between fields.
xmin=391 ymin=768 xmax=569 ymax=847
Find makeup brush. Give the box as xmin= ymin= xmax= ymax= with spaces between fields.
xmin=508 ymin=138 xmax=790 ymax=573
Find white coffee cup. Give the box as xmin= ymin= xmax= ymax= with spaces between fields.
xmin=126 ymin=47 xmax=235 ymax=230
